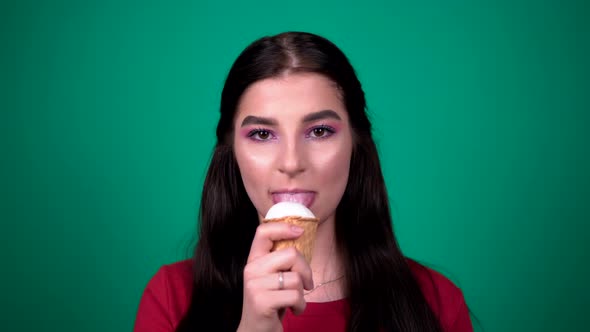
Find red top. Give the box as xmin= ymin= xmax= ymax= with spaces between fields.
xmin=134 ymin=259 xmax=473 ymax=332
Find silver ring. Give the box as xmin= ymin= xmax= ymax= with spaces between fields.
xmin=278 ymin=271 xmax=284 ymax=290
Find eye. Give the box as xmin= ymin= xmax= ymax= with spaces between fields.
xmin=312 ymin=128 xmax=327 ymax=137
xmin=256 ymin=130 xmax=271 ymax=140
xmin=307 ymin=125 xmax=335 ymax=139
xmin=247 ymin=129 xmax=275 ymax=141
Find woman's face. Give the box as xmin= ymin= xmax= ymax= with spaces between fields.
xmin=233 ymin=73 xmax=353 ymax=224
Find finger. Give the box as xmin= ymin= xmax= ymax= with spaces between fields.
xmin=246 ymin=247 xmax=314 ymax=290
xmin=268 ymin=290 xmax=306 ymax=316
xmin=247 ymin=222 xmax=304 ymax=263
xmin=289 ymin=294 xmax=307 ymax=316
xmin=245 ymin=271 xmax=304 ymax=292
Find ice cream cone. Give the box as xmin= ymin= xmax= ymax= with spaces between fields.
xmin=262 ymin=215 xmax=318 ymax=264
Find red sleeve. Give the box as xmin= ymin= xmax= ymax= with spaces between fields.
xmin=133 ymin=266 xmax=174 ymax=332
xmin=407 ymin=259 xmax=473 ymax=332
xmin=448 ymin=292 xmax=473 ymax=332
xmin=134 ymin=260 xmax=193 ymax=332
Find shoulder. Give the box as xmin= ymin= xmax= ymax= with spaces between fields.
xmin=152 ymin=259 xmax=194 ymax=309
xmin=406 ymin=258 xmax=463 ymax=308
xmin=158 ymin=259 xmax=194 ymax=288
xmin=134 ymin=260 xmax=194 ymax=332
xmin=145 ymin=259 xmax=194 ymax=297
xmin=406 ymin=258 xmax=472 ymax=331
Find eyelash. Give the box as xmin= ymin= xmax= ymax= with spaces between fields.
xmin=247 ymin=128 xmax=276 ymax=141
xmin=246 ymin=125 xmax=336 ymax=141
xmin=305 ymin=124 xmax=336 ymax=139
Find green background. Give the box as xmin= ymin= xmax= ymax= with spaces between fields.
xmin=2 ymin=0 xmax=588 ymax=331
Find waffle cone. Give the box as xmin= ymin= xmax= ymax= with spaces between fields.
xmin=262 ymin=216 xmax=319 ymax=264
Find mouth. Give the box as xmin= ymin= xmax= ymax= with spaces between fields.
xmin=271 ymin=191 xmax=316 ymax=208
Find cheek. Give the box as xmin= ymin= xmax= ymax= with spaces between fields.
xmin=234 ymin=143 xmax=275 ymax=192
xmin=313 ymin=143 xmax=352 ymax=187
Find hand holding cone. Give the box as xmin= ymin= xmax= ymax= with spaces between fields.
xmin=262 ymin=202 xmax=319 ymax=264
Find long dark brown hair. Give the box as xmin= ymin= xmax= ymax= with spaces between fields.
xmin=176 ymin=31 xmax=444 ymax=331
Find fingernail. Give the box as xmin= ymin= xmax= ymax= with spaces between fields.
xmin=291 ymin=225 xmax=304 ymax=233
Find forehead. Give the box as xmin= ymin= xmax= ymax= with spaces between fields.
xmin=235 ymin=73 xmax=346 ymax=121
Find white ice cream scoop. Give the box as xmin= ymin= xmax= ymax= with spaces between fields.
xmin=265 ymin=202 xmax=315 ymax=219
xmin=262 ymin=202 xmax=319 ymax=264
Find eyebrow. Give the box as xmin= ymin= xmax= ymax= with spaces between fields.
xmin=302 ymin=109 xmax=342 ymax=123
xmin=240 ymin=115 xmax=277 ymax=127
xmin=240 ymin=109 xmax=341 ymax=127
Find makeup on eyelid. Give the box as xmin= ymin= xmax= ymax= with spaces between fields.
xmin=240 ymin=124 xmax=339 ymax=141
xmin=305 ymin=124 xmax=338 ymax=138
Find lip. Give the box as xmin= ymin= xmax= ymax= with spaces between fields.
xmin=271 ymin=189 xmax=316 ymax=208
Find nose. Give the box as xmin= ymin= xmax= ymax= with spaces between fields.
xmin=277 ymin=139 xmax=306 ymax=177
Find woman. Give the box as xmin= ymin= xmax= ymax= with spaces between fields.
xmin=134 ymin=31 xmax=473 ymax=332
